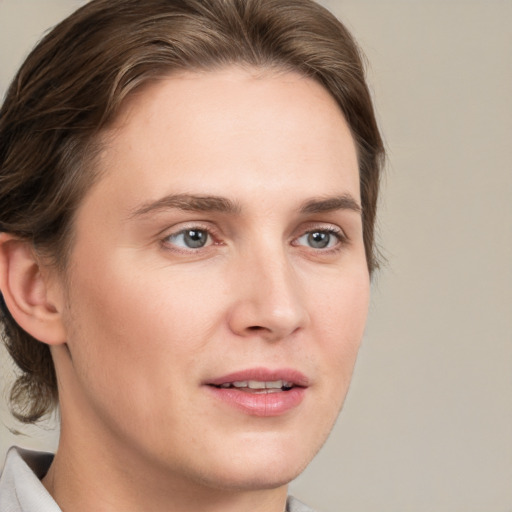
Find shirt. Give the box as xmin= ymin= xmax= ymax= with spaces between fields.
xmin=0 ymin=446 xmax=315 ymax=512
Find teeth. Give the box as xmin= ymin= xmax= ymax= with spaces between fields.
xmin=264 ymin=380 xmax=284 ymax=389
xmin=222 ymin=380 xmax=293 ymax=389
xmin=249 ymin=380 xmax=267 ymax=389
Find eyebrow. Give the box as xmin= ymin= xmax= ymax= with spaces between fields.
xmin=299 ymin=194 xmax=362 ymax=215
xmin=129 ymin=192 xmax=361 ymax=219
xmin=129 ymin=194 xmax=241 ymax=218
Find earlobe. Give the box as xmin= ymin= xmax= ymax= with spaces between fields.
xmin=0 ymin=233 xmax=67 ymax=346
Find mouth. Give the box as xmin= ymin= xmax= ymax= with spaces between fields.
xmin=211 ymin=379 xmax=295 ymax=394
xmin=204 ymin=369 xmax=308 ymax=416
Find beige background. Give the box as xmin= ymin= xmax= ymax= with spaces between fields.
xmin=1 ymin=1 xmax=511 ymax=511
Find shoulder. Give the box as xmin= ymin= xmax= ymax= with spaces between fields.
xmin=0 ymin=447 xmax=60 ymax=512
xmin=287 ymin=495 xmax=318 ymax=512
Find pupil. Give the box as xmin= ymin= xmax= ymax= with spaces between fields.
xmin=185 ymin=230 xmax=207 ymax=248
xmin=308 ymin=231 xmax=329 ymax=248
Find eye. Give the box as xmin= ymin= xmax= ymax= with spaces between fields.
xmin=295 ymin=229 xmax=342 ymax=250
xmin=165 ymin=228 xmax=212 ymax=249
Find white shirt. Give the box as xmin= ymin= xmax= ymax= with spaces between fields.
xmin=0 ymin=446 xmax=315 ymax=512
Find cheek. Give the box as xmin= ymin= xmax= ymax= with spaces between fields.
xmin=60 ymin=257 xmax=227 ymax=439
xmin=312 ymin=267 xmax=370 ymax=380
xmin=64 ymin=255 xmax=225 ymax=373
xmin=310 ymin=260 xmax=370 ymax=331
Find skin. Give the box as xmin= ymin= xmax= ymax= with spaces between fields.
xmin=3 ymin=67 xmax=370 ymax=512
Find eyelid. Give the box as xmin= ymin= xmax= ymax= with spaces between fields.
xmin=159 ymin=221 xmax=223 ymax=252
xmin=291 ymin=223 xmax=349 ymax=250
xmin=296 ymin=222 xmax=348 ymax=240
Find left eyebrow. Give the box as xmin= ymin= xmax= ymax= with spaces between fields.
xmin=128 ymin=193 xmax=242 ymax=219
xmin=299 ymin=194 xmax=362 ymax=215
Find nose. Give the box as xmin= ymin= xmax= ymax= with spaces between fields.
xmin=227 ymin=249 xmax=310 ymax=342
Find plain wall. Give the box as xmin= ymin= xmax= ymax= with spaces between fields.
xmin=1 ymin=1 xmax=511 ymax=511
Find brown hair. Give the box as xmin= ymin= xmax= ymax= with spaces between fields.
xmin=0 ymin=0 xmax=384 ymax=423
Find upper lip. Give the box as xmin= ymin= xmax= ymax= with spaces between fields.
xmin=204 ymin=367 xmax=310 ymax=388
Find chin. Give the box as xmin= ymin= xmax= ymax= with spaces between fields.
xmin=194 ymin=459 xmax=308 ymax=493
xmin=184 ymin=433 xmax=323 ymax=492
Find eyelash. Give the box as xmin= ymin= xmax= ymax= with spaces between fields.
xmin=292 ymin=226 xmax=347 ymax=252
xmin=160 ymin=223 xmax=221 ymax=254
xmin=160 ymin=224 xmax=348 ymax=254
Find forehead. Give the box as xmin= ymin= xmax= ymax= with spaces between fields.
xmin=85 ymin=66 xmax=360 ymax=218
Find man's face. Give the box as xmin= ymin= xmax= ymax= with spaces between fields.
xmin=53 ymin=67 xmax=370 ymax=491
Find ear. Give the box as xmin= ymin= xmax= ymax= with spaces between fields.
xmin=0 ymin=233 xmax=67 ymax=345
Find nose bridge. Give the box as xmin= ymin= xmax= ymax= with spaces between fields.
xmin=228 ymin=240 xmax=309 ymax=340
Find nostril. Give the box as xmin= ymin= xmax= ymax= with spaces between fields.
xmin=247 ymin=325 xmax=264 ymax=331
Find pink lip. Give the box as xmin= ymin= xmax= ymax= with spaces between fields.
xmin=204 ymin=367 xmax=309 ymax=417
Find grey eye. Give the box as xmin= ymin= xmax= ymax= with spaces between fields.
xmin=167 ymin=229 xmax=211 ymax=249
xmin=296 ymin=230 xmax=338 ymax=249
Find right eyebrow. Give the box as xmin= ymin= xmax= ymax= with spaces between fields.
xmin=128 ymin=193 xmax=242 ymax=219
xmin=299 ymin=194 xmax=362 ymax=215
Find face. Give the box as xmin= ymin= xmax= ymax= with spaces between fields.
xmin=52 ymin=67 xmax=370 ymax=492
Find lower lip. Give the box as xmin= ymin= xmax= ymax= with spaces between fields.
xmin=206 ymin=386 xmax=306 ymax=417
